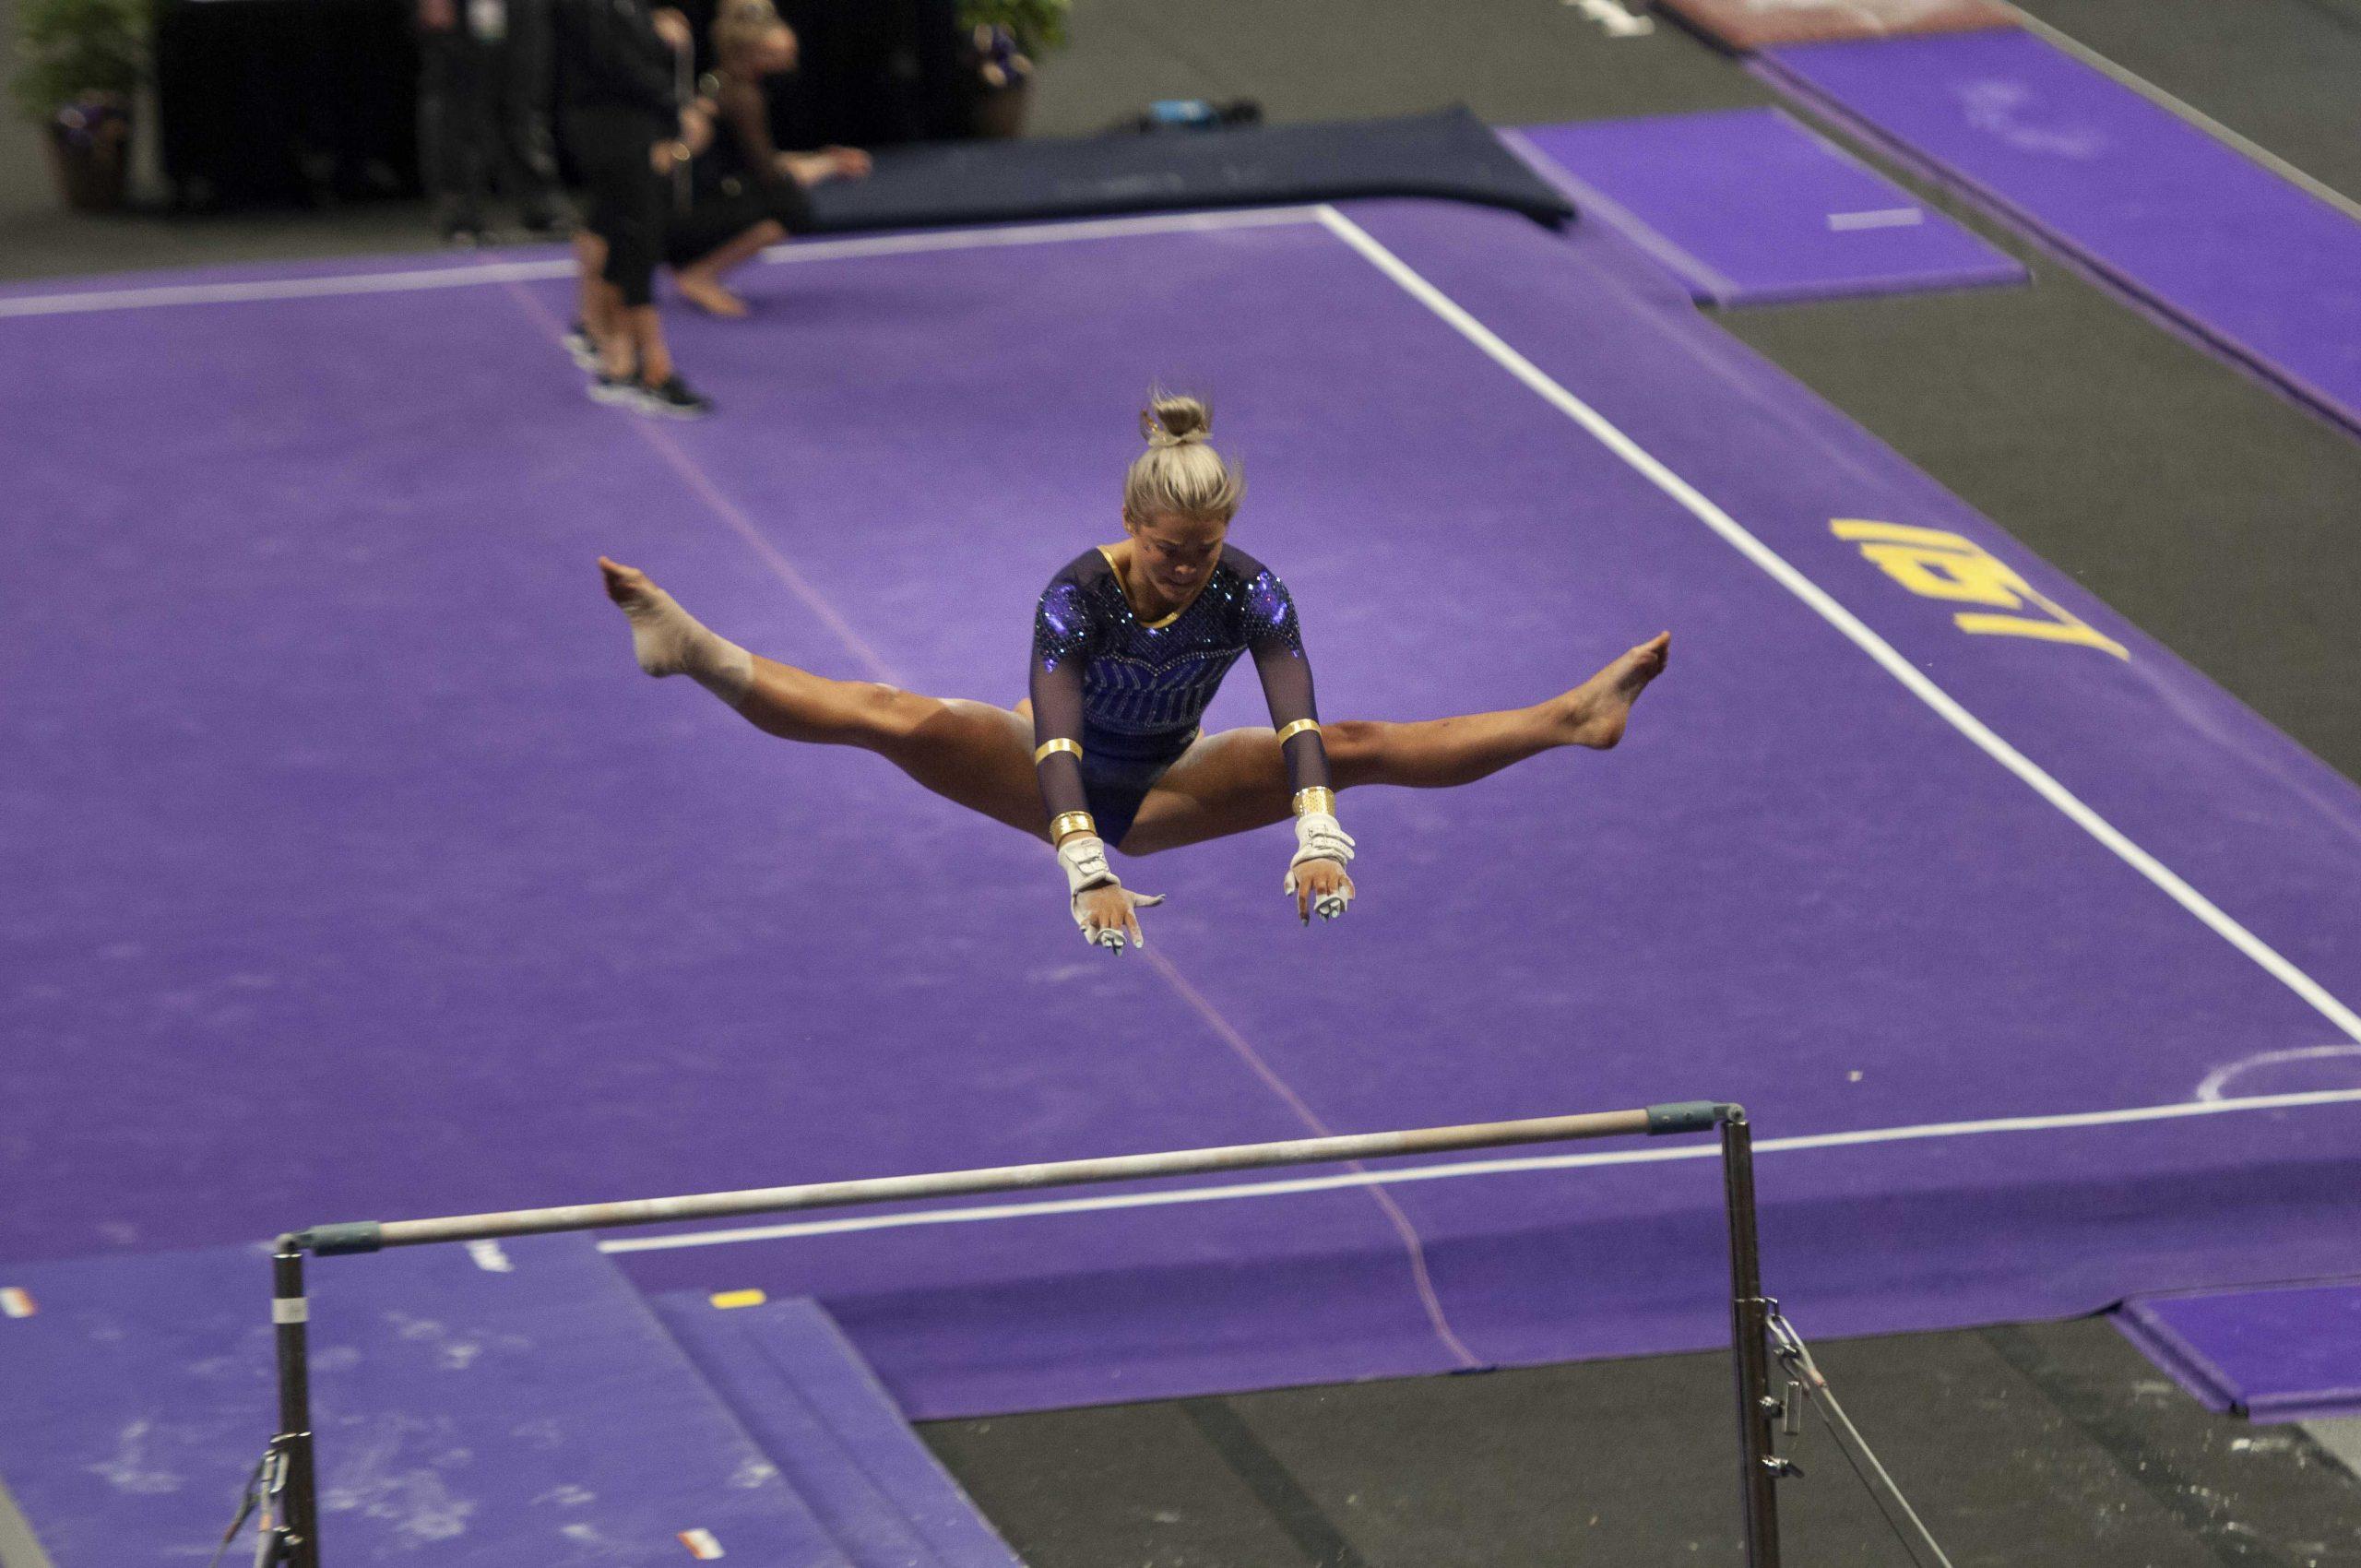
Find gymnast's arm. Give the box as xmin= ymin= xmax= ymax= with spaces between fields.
xmin=1244 ymin=573 xmax=1354 ymax=921
xmin=1030 ymin=581 xmax=1153 ymax=947
xmin=1027 ymin=582 xmax=1093 ymax=830
xmin=1027 ymin=650 xmax=1091 ymax=828
xmin=1251 ymin=640 xmax=1332 ymax=798
xmin=1238 ymin=564 xmax=1331 ymax=795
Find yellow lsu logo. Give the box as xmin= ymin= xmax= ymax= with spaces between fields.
xmin=1832 ymin=520 xmax=2127 ymax=659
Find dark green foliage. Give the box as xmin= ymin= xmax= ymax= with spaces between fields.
xmin=960 ymin=0 xmax=1070 ymax=54
xmin=12 ymin=0 xmax=148 ymax=122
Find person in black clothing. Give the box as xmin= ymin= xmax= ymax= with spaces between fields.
xmin=665 ymin=0 xmax=870 ymax=317
xmin=417 ymin=0 xmax=571 ymax=242
xmin=553 ymin=0 xmax=710 ymax=415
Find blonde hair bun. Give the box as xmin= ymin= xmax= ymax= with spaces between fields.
xmin=1124 ymin=390 xmax=1241 ymax=521
xmin=1141 ymin=394 xmax=1212 ymax=448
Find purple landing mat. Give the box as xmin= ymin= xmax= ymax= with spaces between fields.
xmin=655 ymin=1294 xmax=1024 ymax=1568
xmin=1509 ymin=110 xmax=2023 ymax=305
xmin=1760 ymin=30 xmax=2361 ymax=436
xmin=6 ymin=201 xmax=2361 ymax=1420
xmin=0 ymin=1237 xmax=845 ymax=1566
xmin=2116 ymin=1280 xmax=2361 ymax=1422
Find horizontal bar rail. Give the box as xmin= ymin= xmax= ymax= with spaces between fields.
xmin=293 ymin=1101 xmax=1731 ymax=1255
xmin=256 ymin=1099 xmax=1778 ymax=1568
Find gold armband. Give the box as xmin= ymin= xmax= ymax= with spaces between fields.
xmin=1033 ymin=738 xmax=1083 ymax=765
xmin=1291 ymin=787 xmax=1337 ymax=818
xmin=1050 ymin=811 xmax=1097 ymax=843
xmin=1275 ymin=719 xmax=1322 ymax=746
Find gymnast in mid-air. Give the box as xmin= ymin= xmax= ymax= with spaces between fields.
xmin=600 ymin=393 xmax=1669 ymax=950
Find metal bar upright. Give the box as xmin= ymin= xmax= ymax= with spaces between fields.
xmin=1722 ymin=1110 xmax=1782 ymax=1568
xmin=271 ymin=1239 xmax=322 ymax=1568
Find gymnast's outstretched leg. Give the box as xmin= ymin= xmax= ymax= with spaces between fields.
xmin=599 ymin=558 xmax=1046 ymax=837
xmin=1120 ymin=632 xmax=1669 ymax=856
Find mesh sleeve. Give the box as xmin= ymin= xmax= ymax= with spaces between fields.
xmin=1241 ymin=568 xmax=1333 ymax=797
xmin=1029 ymin=580 xmax=1095 ymax=827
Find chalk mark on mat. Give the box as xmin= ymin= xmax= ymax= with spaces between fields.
xmin=2197 ymin=1045 xmax=2361 ymax=1103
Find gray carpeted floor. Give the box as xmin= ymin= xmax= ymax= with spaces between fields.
xmin=924 ymin=1320 xmax=2361 ymax=1567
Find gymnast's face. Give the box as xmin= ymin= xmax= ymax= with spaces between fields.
xmin=1125 ymin=510 xmax=1227 ymax=603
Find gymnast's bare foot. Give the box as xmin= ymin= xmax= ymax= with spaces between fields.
xmin=675 ymin=273 xmax=750 ymax=318
xmin=598 ymin=556 xmax=753 ymax=706
xmin=1555 ymin=632 xmax=1670 ymax=750
xmin=599 ymin=555 xmax=676 ymax=665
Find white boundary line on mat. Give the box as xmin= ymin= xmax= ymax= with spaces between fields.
xmin=0 ymin=256 xmax=577 ymax=318
xmin=598 ymin=1085 xmax=2361 ymax=1253
xmin=1311 ymin=203 xmax=2361 ymax=1047
xmin=0 ymin=207 xmax=1325 ymax=319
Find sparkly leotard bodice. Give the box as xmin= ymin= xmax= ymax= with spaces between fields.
xmin=1029 ymin=544 xmax=1331 ymax=828
xmin=1033 ymin=546 xmax=1301 ymax=743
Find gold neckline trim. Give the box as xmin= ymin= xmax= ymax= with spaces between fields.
xmin=1096 ymin=543 xmax=1201 ymax=629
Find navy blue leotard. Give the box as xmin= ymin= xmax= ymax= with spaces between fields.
xmin=1031 ymin=545 xmax=1331 ymax=848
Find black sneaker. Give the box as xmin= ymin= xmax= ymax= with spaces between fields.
xmin=633 ymin=374 xmax=713 ymax=420
xmin=587 ymin=366 xmax=642 ymax=406
xmin=563 ymin=321 xmax=600 ymax=371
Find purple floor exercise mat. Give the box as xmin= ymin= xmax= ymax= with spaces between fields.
xmin=2118 ymin=1280 xmax=2361 ymax=1422
xmin=0 ymin=1238 xmax=845 ymax=1565
xmin=4 ymin=202 xmax=2361 ymax=1419
xmin=1762 ymin=30 xmax=2361 ymax=435
xmin=1510 ymin=111 xmax=2023 ymax=304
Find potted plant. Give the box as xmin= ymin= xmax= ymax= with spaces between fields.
xmin=959 ymin=0 xmax=1067 ymax=139
xmin=12 ymin=0 xmax=147 ymax=211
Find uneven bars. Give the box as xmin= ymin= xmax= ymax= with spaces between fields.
xmin=294 ymin=1102 xmax=1734 ymax=1255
